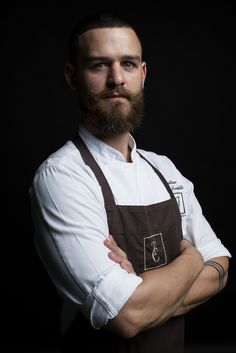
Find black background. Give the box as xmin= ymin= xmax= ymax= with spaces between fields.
xmin=2 ymin=1 xmax=235 ymax=352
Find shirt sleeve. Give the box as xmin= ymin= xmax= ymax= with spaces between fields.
xmin=182 ymin=178 xmax=232 ymax=261
xmin=29 ymin=160 xmax=143 ymax=329
xmin=139 ymin=151 xmax=232 ymax=261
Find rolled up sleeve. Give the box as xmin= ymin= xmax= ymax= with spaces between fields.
xmin=29 ymin=159 xmax=143 ymax=329
xmin=184 ymin=179 xmax=232 ymax=260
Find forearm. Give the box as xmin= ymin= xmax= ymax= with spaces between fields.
xmin=173 ymin=256 xmax=229 ymax=316
xmin=138 ymin=252 xmax=204 ymax=331
xmin=106 ymin=241 xmax=204 ymax=338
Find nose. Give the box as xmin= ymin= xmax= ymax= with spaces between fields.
xmin=107 ymin=63 xmax=125 ymax=87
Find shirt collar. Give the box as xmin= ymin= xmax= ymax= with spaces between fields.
xmin=78 ymin=125 xmax=137 ymax=163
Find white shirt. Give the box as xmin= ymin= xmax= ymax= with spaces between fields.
xmin=29 ymin=126 xmax=231 ymax=332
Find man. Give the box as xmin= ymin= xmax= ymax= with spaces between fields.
xmin=29 ymin=12 xmax=231 ymax=353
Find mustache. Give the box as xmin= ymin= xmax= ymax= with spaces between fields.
xmin=96 ymin=88 xmax=136 ymax=100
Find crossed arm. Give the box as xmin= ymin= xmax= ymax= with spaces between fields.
xmin=103 ymin=235 xmax=229 ymax=338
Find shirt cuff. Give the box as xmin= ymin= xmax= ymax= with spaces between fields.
xmin=82 ymin=265 xmax=143 ymax=329
xmin=199 ymin=238 xmax=232 ymax=261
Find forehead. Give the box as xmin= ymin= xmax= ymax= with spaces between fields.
xmin=77 ymin=27 xmax=142 ymax=58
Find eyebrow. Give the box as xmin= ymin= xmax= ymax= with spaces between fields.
xmin=85 ymin=55 xmax=142 ymax=63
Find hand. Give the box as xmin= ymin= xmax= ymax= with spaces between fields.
xmin=104 ymin=235 xmax=136 ymax=274
xmin=180 ymin=239 xmax=204 ymax=270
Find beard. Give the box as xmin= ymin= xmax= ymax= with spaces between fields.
xmin=77 ymin=87 xmax=144 ymax=138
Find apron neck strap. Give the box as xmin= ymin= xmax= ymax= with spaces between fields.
xmin=137 ymin=152 xmax=175 ymax=199
xmin=72 ymin=134 xmax=175 ymax=208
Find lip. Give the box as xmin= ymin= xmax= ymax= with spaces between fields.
xmin=105 ymin=95 xmax=127 ymax=100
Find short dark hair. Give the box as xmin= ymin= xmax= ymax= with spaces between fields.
xmin=68 ymin=12 xmax=142 ymax=66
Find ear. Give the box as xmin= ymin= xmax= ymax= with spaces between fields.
xmin=64 ymin=63 xmax=78 ymax=90
xmin=141 ymin=61 xmax=147 ymax=89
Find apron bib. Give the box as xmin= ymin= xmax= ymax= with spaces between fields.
xmin=61 ymin=135 xmax=184 ymax=353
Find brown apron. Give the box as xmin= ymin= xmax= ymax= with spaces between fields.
xmin=61 ymin=135 xmax=184 ymax=353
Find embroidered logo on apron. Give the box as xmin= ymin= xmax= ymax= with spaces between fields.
xmin=144 ymin=233 xmax=167 ymax=270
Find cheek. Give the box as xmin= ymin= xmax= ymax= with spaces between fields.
xmin=129 ymin=74 xmax=144 ymax=93
xmin=83 ymin=74 xmax=105 ymax=94
xmin=127 ymin=68 xmax=143 ymax=84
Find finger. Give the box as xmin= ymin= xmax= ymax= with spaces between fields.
xmin=108 ymin=252 xmax=136 ymax=274
xmin=104 ymin=238 xmax=113 ymax=250
xmin=104 ymin=238 xmax=119 ymax=254
xmin=104 ymin=237 xmax=128 ymax=260
xmin=108 ymin=235 xmax=118 ymax=249
xmin=108 ymin=235 xmax=128 ymax=259
xmin=108 ymin=251 xmax=130 ymax=267
xmin=108 ymin=251 xmax=122 ymax=263
xmin=120 ymin=260 xmax=136 ymax=274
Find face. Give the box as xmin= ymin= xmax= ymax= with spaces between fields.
xmin=66 ymin=27 xmax=147 ymax=137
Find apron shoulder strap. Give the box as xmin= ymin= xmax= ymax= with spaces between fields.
xmin=72 ymin=135 xmax=175 ymax=205
xmin=72 ymin=134 xmax=116 ymax=211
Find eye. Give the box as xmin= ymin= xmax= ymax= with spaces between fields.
xmin=91 ymin=62 xmax=109 ymax=71
xmin=122 ymin=61 xmax=137 ymax=70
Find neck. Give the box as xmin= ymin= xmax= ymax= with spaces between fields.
xmin=101 ymin=133 xmax=132 ymax=162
